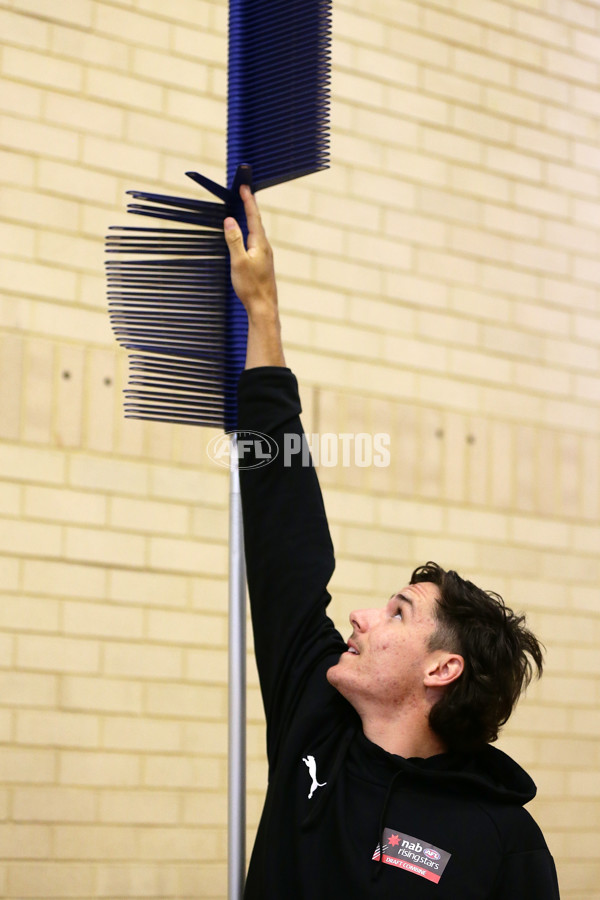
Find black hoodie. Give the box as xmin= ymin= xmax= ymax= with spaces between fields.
xmin=238 ymin=367 xmax=560 ymax=900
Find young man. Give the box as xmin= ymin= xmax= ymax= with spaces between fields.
xmin=224 ymin=187 xmax=560 ymax=898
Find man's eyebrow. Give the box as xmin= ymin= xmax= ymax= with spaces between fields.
xmin=390 ymin=592 xmax=414 ymax=608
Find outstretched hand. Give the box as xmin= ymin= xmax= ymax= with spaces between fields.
xmin=224 ymin=185 xmax=278 ymax=320
xmin=224 ymin=185 xmax=285 ymax=368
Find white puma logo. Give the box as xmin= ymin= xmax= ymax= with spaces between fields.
xmin=302 ymin=755 xmax=327 ymax=799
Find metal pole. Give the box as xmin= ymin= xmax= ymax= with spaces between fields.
xmin=228 ymin=434 xmax=246 ymax=900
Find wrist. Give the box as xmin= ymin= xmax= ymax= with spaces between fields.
xmin=246 ymin=299 xmax=280 ymax=328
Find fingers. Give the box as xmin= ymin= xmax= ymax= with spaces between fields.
xmin=240 ymin=184 xmax=267 ymax=248
xmin=223 ymin=216 xmax=245 ymax=262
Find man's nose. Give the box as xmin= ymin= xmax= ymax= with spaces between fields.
xmin=349 ymin=608 xmax=379 ymax=632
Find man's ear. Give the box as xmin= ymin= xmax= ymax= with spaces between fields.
xmin=424 ymin=652 xmax=464 ymax=688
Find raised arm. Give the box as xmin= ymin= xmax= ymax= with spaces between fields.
xmin=224 ymin=190 xmax=342 ymax=759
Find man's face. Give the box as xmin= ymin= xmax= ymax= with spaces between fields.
xmin=327 ymin=581 xmax=443 ymax=713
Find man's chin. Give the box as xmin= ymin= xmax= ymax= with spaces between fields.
xmin=326 ymin=656 xmax=346 ymax=691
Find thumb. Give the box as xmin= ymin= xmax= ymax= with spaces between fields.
xmin=224 ymin=217 xmax=245 ymax=260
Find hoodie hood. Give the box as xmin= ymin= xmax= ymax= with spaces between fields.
xmin=350 ymin=729 xmax=537 ymax=805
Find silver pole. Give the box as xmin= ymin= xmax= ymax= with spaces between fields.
xmin=228 ymin=434 xmax=246 ymax=900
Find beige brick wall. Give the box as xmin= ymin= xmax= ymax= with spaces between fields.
xmin=1 ymin=0 xmax=599 ymax=896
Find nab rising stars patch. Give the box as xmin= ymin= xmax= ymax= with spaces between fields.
xmin=372 ymin=828 xmax=452 ymax=884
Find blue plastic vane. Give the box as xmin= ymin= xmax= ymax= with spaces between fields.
xmin=105 ymin=0 xmax=332 ymax=432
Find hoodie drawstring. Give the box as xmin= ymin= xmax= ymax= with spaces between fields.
xmin=372 ymin=770 xmax=403 ymax=881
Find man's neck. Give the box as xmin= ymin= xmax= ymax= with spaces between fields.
xmin=361 ymin=710 xmax=447 ymax=760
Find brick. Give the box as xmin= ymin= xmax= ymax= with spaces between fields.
xmin=69 ymin=453 xmax=148 ymax=495
xmin=1 ymin=7 xmax=49 ymax=48
xmin=545 ymin=338 xmax=598 ymax=373
xmin=274 ymin=212 xmax=344 ymax=255
xmin=0 ymin=671 xmax=57 ymax=708
xmin=23 ymin=559 xmax=106 ymax=600
xmin=98 ymin=790 xmax=179 ymax=824
xmin=97 ymin=863 xmax=179 ymax=896
xmin=58 ymin=750 xmax=140 ymax=786
xmin=65 ymin=525 xmax=145 ymax=568
xmin=575 ymin=140 xmax=600 ymax=174
xmin=335 ymin=8 xmax=385 ymax=47
xmin=45 ymin=92 xmax=124 ymax=139
xmin=149 ymin=536 xmax=227 ymax=576
xmin=37 ymin=159 xmax=118 ymax=205
xmin=514 ymin=299 xmax=571 ymax=338
xmin=350 ymin=169 xmax=416 ymax=210
xmin=150 ymin=463 xmax=225 ymax=504
xmin=450 ymin=224 xmax=511 ymax=264
xmin=24 ymin=485 xmax=105 ymax=525
xmin=546 ymin=48 xmax=597 ymax=85
xmin=64 ymin=600 xmax=144 ymax=640
xmin=16 ymin=709 xmax=99 ymax=748
xmin=103 ymin=640 xmax=183 ymax=680
xmin=0 ymin=748 xmax=54 ymax=784
xmin=179 ymin=862 xmax=227 ymax=895
xmin=109 ymin=567 xmax=188 ymax=608
xmin=145 ymin=681 xmax=226 ymax=719
xmin=110 ymin=495 xmax=188 ymax=535
xmin=166 ymin=88 xmax=226 ymax=132
xmin=450 ymin=165 xmax=510 ymax=203
xmin=146 ymin=608 xmax=226 ymax=647
xmin=424 ymin=8 xmax=483 ymax=47
xmin=138 ymin=826 xmax=219 ymax=860
xmin=573 ymin=197 xmax=600 ymax=229
xmin=51 ymin=23 xmax=128 ymax=68
xmin=575 ymin=28 xmax=600 ymax=60
xmin=184 ymin=648 xmax=228 ymax=684
xmin=0 ymin=516 xmax=61 ymax=557
xmin=86 ymin=65 xmax=163 ymax=113
xmin=95 ymin=4 xmax=169 ymax=48
xmin=485 ymin=27 xmax=543 ymax=67
xmin=133 ymin=47 xmax=208 ymax=91
xmin=574 ymin=314 xmax=600 ymax=345
xmin=0 ymin=337 xmax=25 ymax=448
xmin=447 ymin=508 xmax=509 ymax=542
xmin=483 ymin=85 xmax=543 ymax=125
xmin=0 ymin=78 xmax=43 ymax=119
xmin=516 ymin=10 xmax=571 ymax=48
xmin=387 ymin=85 xmax=449 ymax=126
xmin=511 ymin=516 xmax=569 ymax=549
xmin=383 ymin=333 xmax=447 ymax=374
xmin=144 ymin=753 xmax=222 ymax=789
xmin=54 ymin=824 xmax=137 ymax=859
xmin=30 ymin=300 xmax=112 ymax=346
xmin=0 ymin=823 xmax=51 ymax=858
xmin=82 ymin=134 xmax=161 ymax=180
xmin=0 ymin=480 xmax=20 ymax=516
xmin=3 ymin=46 xmax=83 ymax=92
xmin=0 ymin=594 xmax=59 ymax=633
xmin=355 ymin=46 xmax=418 ymax=88
xmin=173 ymin=25 xmax=226 ymax=67
xmin=515 ymin=66 xmax=570 ymax=105
xmin=314 ymin=254 xmax=384 ymax=297
xmin=7 ymin=863 xmax=94 ymax=897
xmin=17 ymin=634 xmax=100 ymax=674
xmin=102 ymin=715 xmax=181 ymax=753
xmin=388 ymin=26 xmax=450 ymax=67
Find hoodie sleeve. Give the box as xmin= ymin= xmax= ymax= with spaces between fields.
xmin=237 ymin=367 xmax=342 ymax=759
xmin=492 ymin=848 xmax=560 ymax=899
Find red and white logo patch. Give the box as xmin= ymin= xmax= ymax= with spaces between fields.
xmin=372 ymin=828 xmax=452 ymax=884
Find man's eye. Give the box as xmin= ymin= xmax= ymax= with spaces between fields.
xmin=393 ymin=608 xmax=402 ymax=620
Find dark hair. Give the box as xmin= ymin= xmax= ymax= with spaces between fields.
xmin=410 ymin=561 xmax=544 ymax=753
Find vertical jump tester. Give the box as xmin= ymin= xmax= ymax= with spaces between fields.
xmin=105 ymin=2 xmax=333 ymax=897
